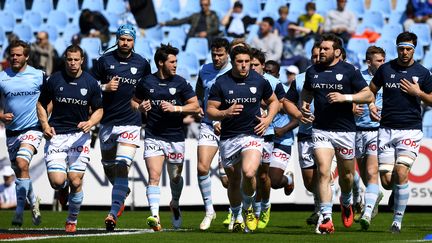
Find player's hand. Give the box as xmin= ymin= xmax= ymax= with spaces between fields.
xmin=327 ymin=92 xmax=347 ymax=103
xmin=400 ymin=78 xmax=421 ymax=97
xmin=138 ymin=100 xmax=151 ymax=113
xmin=369 ymin=104 xmax=381 ymax=122
xmin=223 ymin=101 xmax=243 ymax=117
xmin=104 ymin=76 xmax=120 ymax=92
xmin=213 ymin=121 xmax=221 ymax=136
xmin=194 ymin=107 xmax=204 ymax=119
xmin=353 ymin=104 xmax=365 ymax=116
xmin=160 ymin=100 xmax=175 ymax=112
xmin=42 ymin=126 xmax=56 ymax=140
xmin=300 ymin=103 xmax=314 ymax=124
xmin=254 ymin=115 xmax=271 ymax=136
xmin=274 ymin=127 xmax=285 ymax=137
xmin=0 ymin=113 xmax=14 ymax=125
xmin=77 ymin=121 xmax=93 ymax=133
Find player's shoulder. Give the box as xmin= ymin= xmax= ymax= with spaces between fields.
xmin=81 ymin=71 xmax=99 ymax=84
xmin=338 ymin=61 xmax=357 ymax=72
xmin=131 ymin=52 xmax=149 ymax=66
xmin=25 ymin=65 xmax=44 ymax=76
xmin=200 ymin=63 xmax=214 ymax=73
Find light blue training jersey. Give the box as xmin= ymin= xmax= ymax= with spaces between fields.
xmin=263 ymin=72 xmax=285 ymax=136
xmin=198 ymin=62 xmax=232 ymax=125
xmin=273 ymin=82 xmax=295 ymax=146
xmin=355 ymin=69 xmax=382 ymax=129
xmin=0 ymin=65 xmax=44 ymax=131
xmin=296 ymin=72 xmax=314 ymax=136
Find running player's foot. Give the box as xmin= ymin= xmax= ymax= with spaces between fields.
xmin=223 ymin=211 xmax=232 ymax=226
xmin=372 ymin=191 xmax=384 ymax=219
xmin=105 ymin=214 xmax=116 ymax=232
xmin=353 ymin=200 xmax=364 ymax=223
xmin=147 ymin=215 xmax=162 ymax=231
xmin=257 ymin=205 xmax=271 ymax=229
xmin=65 ymin=221 xmax=77 ymax=233
xmin=170 ymin=201 xmax=182 ymax=229
xmin=116 ymin=187 xmax=131 ymax=218
xmin=390 ymin=222 xmax=401 ymax=234
xmin=318 ymin=217 xmax=335 ymax=234
xmin=360 ymin=215 xmax=371 ymax=231
xmin=200 ymin=212 xmax=216 ymax=230
xmin=340 ymin=203 xmax=354 ymax=228
xmin=243 ymin=207 xmax=257 ymax=231
xmin=388 ymin=190 xmax=395 ymax=211
xmin=11 ymin=213 xmax=23 ymax=227
xmin=227 ymin=214 xmax=235 ymax=231
xmin=31 ymin=196 xmax=42 ymax=226
xmin=231 ymin=220 xmax=245 ymax=233
xmin=306 ymin=212 xmax=320 ymax=225
xmin=58 ymin=185 xmax=70 ymax=207
xmin=284 ymin=171 xmax=294 ymax=196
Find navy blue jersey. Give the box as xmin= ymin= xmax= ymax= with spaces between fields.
xmin=135 ymin=74 xmax=196 ymax=142
xmin=208 ymin=70 xmax=274 ymax=140
xmin=371 ymin=60 xmax=432 ymax=130
xmin=91 ymin=51 xmax=151 ymax=126
xmin=39 ymin=71 xmax=103 ymax=134
xmin=303 ymin=61 xmax=368 ymax=132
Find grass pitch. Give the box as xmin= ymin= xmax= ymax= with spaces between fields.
xmin=0 ymin=209 xmax=431 ymax=242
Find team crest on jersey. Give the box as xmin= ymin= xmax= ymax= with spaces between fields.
xmin=249 ymin=87 xmax=257 ymax=94
xmin=59 ymin=87 xmax=63 ymax=91
xmin=110 ymin=65 xmax=115 ymax=69
xmin=412 ymin=76 xmax=419 ymax=83
xmin=336 ymin=74 xmax=343 ymax=81
xmin=150 ymin=89 xmax=154 ymax=93
xmin=80 ymin=88 xmax=88 ymax=96
xmin=169 ymin=88 xmax=176 ymax=95
xmin=130 ymin=67 xmax=137 ymax=74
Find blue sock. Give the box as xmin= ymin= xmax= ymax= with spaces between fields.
xmin=352 ymin=171 xmax=362 ymax=204
xmin=253 ymin=201 xmax=261 ymax=217
xmin=170 ymin=176 xmax=184 ymax=208
xmin=341 ymin=191 xmax=353 ymax=207
xmin=147 ymin=185 xmax=160 ymax=216
xmin=393 ymin=183 xmax=409 ymax=225
xmin=231 ymin=205 xmax=242 ymax=222
xmin=198 ymin=173 xmax=214 ymax=214
xmin=109 ymin=177 xmax=129 ymax=218
xmin=67 ymin=191 xmax=84 ymax=223
xmin=15 ymin=178 xmax=30 ymax=215
xmin=261 ymin=198 xmax=270 ymax=211
xmin=27 ymin=180 xmax=36 ymax=206
xmin=363 ymin=183 xmax=379 ymax=218
xmin=320 ymin=202 xmax=333 ymax=220
xmin=242 ymin=191 xmax=255 ymax=211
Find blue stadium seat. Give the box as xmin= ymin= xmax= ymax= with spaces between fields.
xmin=423 ymin=110 xmax=432 ymax=138
xmin=56 ymin=0 xmax=79 ymax=19
xmin=13 ymin=24 xmax=33 ymax=43
xmin=388 ymin=10 xmax=405 ymax=25
xmin=395 ymin=0 xmax=409 ymax=12
xmin=288 ymin=1 xmax=304 ymax=14
xmin=22 ymin=11 xmax=43 ymax=33
xmin=165 ymin=26 xmax=187 ymax=47
xmin=369 ymin=0 xmax=391 ymax=18
xmin=0 ymin=26 xmax=7 ymax=47
xmin=177 ymin=0 xmax=200 ymax=18
xmin=31 ymin=0 xmax=53 ymax=20
xmin=103 ymin=11 xmax=121 ymax=33
xmin=246 ymin=24 xmax=259 ymax=44
xmin=381 ymin=23 xmax=404 ymax=41
xmin=80 ymin=37 xmax=102 ymax=68
xmin=105 ymin=0 xmax=126 ymax=14
xmin=362 ymin=11 xmax=385 ymax=32
xmin=347 ymin=38 xmax=370 ymax=61
xmin=161 ymin=38 xmax=182 ymax=50
xmin=409 ymin=23 xmax=431 ymax=47
xmin=62 ymin=23 xmax=80 ymax=42
xmin=303 ymin=38 xmax=315 ymax=55
xmin=39 ymin=24 xmax=59 ymax=42
xmin=54 ymin=37 xmax=68 ymax=54
xmin=176 ymin=66 xmax=191 ymax=83
xmin=47 ymin=10 xmax=68 ymax=30
xmin=375 ymin=38 xmax=397 ymax=60
xmin=287 ymin=10 xmax=301 ymax=23
xmin=185 ymin=37 xmax=208 ymax=60
xmin=160 ymin=0 xmax=181 ymax=17
xmin=177 ymin=51 xmax=200 ymax=76
xmin=4 ymin=0 xmax=25 ymax=21
xmin=242 ymin=0 xmax=261 ymax=18
xmin=210 ymin=0 xmax=231 ymax=19
xmin=316 ymin=0 xmax=336 ymax=15
xmin=257 ymin=10 xmax=278 ymax=22
xmin=414 ymin=44 xmax=424 ymax=61
xmin=134 ymin=37 xmax=153 ymax=60
xmin=81 ymin=0 xmax=104 ymax=12
xmin=345 ymin=0 xmax=365 ymax=19
xmin=144 ymin=26 xmax=164 ymax=46
xmin=156 ymin=9 xmax=173 ymax=23
xmin=263 ymin=0 xmax=286 ymax=14
xmin=0 ymin=11 xmax=16 ymax=33
xmin=423 ymin=50 xmax=432 ymax=71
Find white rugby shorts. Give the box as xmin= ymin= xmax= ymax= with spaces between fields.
xmin=144 ymin=138 xmax=185 ymax=164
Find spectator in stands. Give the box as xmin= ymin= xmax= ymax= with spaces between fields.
xmin=404 ymin=0 xmax=432 ymax=31
xmin=79 ymin=9 xmax=110 ymax=49
xmin=160 ymin=0 xmax=221 ymax=43
xmin=0 ymin=166 xmax=16 ymax=209
xmin=221 ymin=1 xmax=256 ymax=38
xmin=323 ymin=0 xmax=357 ymax=44
xmin=289 ymin=2 xmax=324 ymax=44
xmin=274 ymin=6 xmax=292 ymax=38
xmin=280 ymin=25 xmax=309 ymax=72
xmin=251 ymin=17 xmax=283 ymax=62
xmin=29 ymin=31 xmax=59 ymax=76
xmin=128 ymin=0 xmax=158 ymax=32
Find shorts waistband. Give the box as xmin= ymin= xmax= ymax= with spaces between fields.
xmin=6 ymin=126 xmax=41 ymax=137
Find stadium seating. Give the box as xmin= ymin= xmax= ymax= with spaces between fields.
xmin=381 ymin=23 xmax=404 ymax=41
xmin=22 ymin=11 xmax=43 ymax=33
xmin=347 ymin=38 xmax=370 ymax=61
xmin=423 ymin=110 xmax=432 ymax=138
xmin=80 ymin=37 xmax=102 ymax=68
xmin=4 ymin=0 xmax=25 ymax=21
xmin=13 ymin=24 xmax=33 ymax=43
xmin=369 ymin=0 xmax=392 ymax=19
xmin=31 ymin=0 xmax=53 ymax=20
xmin=103 ymin=11 xmax=121 ymax=33
xmin=409 ymin=23 xmax=431 ymax=47
xmin=346 ymin=0 xmax=365 ymax=19
xmin=105 ymin=0 xmax=127 ymax=15
xmin=134 ymin=37 xmax=153 ymax=60
xmin=185 ymin=37 xmax=209 ymax=61
xmin=316 ymin=0 xmax=336 ymax=16
xmin=242 ymin=0 xmax=261 ymax=18
xmin=156 ymin=9 xmax=173 ymax=24
xmin=375 ymin=38 xmax=397 ymax=60
xmin=39 ymin=24 xmax=58 ymax=43
xmin=423 ymin=50 xmax=432 ymax=71
xmin=177 ymin=51 xmax=200 ymax=76
xmin=47 ymin=10 xmax=69 ymax=31
xmin=81 ymin=0 xmax=104 ymax=12
xmin=361 ymin=11 xmax=385 ymax=32
xmin=62 ymin=23 xmax=80 ymax=43
xmin=56 ymin=0 xmax=79 ymax=19
xmin=388 ymin=10 xmax=405 ymax=25
xmin=160 ymin=0 xmax=181 ymax=18
xmin=414 ymin=44 xmax=425 ymax=61
xmin=0 ymin=27 xmax=7 ymax=47
xmin=54 ymin=37 xmax=68 ymax=54
xmin=262 ymin=0 xmax=286 ymax=14
xmin=0 ymin=11 xmax=16 ymax=33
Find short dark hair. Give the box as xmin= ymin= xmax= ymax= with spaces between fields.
xmin=321 ymin=33 xmax=343 ymax=52
xmin=250 ymin=48 xmax=266 ymax=65
xmin=396 ymin=31 xmax=417 ymax=47
xmin=230 ymin=45 xmax=251 ymax=61
xmin=65 ymin=44 xmax=84 ymax=58
xmin=366 ymin=46 xmax=386 ymax=61
xmin=306 ymin=2 xmax=316 ymax=11
xmin=265 ymin=60 xmax=280 ymax=73
xmin=154 ymin=44 xmax=179 ymax=66
xmin=311 ymin=40 xmax=321 ymax=54
xmin=211 ymin=37 xmax=230 ymax=52
xmin=262 ymin=17 xmax=274 ymax=27
xmin=8 ymin=40 xmax=30 ymax=57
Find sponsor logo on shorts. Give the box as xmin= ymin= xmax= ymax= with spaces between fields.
xmin=335 ymin=147 xmax=353 ymax=155
xmin=401 ymin=139 xmax=419 ymax=148
xmin=262 ymin=152 xmax=271 ymax=160
xmin=272 ymin=151 xmax=289 ymax=161
xmin=120 ymin=132 xmax=138 ymax=140
xmin=199 ymin=133 xmax=217 ymax=141
xmin=245 ymin=140 xmax=261 ymax=148
xmin=20 ymin=134 xmax=39 ymax=142
xmin=47 ymin=145 xmax=90 ymax=155
xmin=367 ymin=143 xmax=377 ymax=151
xmin=145 ymin=144 xmax=162 ymax=151
xmin=313 ymin=136 xmax=330 ymax=142
xmin=168 ymin=153 xmax=184 ymax=160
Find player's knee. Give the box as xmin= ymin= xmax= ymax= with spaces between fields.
xmin=242 ymin=170 xmax=256 ymax=180
xmin=269 ymin=174 xmax=283 ymax=189
xmin=68 ymin=177 xmax=83 ymax=191
xmin=197 ymin=162 xmax=210 ymax=176
xmin=16 ymin=147 xmax=34 ymax=164
xmin=116 ymin=145 xmax=137 ymax=167
xmin=396 ymin=156 xmax=414 ymax=168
